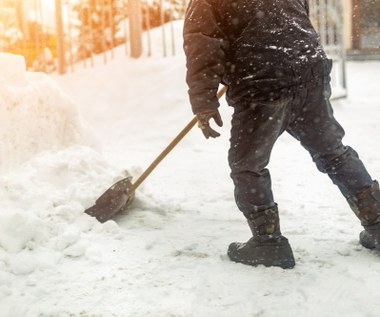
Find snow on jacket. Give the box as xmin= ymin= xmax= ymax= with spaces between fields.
xmin=183 ymin=0 xmax=328 ymax=113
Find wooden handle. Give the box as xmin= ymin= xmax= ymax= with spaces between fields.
xmin=129 ymin=86 xmax=227 ymax=193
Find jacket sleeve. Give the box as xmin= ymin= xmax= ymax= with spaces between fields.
xmin=183 ymin=0 xmax=228 ymax=114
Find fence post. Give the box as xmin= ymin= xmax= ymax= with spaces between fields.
xmin=352 ymin=0 xmax=361 ymax=50
xmin=128 ymin=0 xmax=142 ymax=58
xmin=55 ymin=0 xmax=66 ymax=74
xmin=160 ymin=0 xmax=167 ymax=57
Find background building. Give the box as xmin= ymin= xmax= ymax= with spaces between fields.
xmin=343 ymin=0 xmax=380 ymax=59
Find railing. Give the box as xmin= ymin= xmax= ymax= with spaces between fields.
xmin=0 ymin=0 xmax=346 ymax=98
xmin=0 ymin=0 xmax=185 ymax=73
xmin=309 ymin=0 xmax=347 ymax=98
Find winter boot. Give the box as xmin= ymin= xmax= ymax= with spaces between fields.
xmin=228 ymin=205 xmax=295 ymax=269
xmin=347 ymin=180 xmax=380 ymax=250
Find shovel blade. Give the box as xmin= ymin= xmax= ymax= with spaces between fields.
xmin=85 ymin=177 xmax=135 ymax=223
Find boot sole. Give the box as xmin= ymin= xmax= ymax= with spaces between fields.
xmin=228 ymin=241 xmax=295 ymax=269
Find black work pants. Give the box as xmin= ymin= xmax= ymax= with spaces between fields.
xmin=228 ymin=75 xmax=373 ymax=217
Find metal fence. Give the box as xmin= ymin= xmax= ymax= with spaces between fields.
xmin=0 ymin=0 xmax=185 ymax=74
xmin=310 ymin=0 xmax=347 ymax=98
xmin=0 ymin=0 xmax=346 ymax=97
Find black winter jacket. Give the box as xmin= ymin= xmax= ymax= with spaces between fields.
xmin=183 ymin=0 xmax=328 ymax=113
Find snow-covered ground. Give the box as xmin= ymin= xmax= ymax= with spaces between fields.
xmin=1 ymin=22 xmax=380 ymax=317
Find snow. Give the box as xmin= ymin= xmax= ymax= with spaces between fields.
xmin=1 ymin=22 xmax=380 ymax=316
xmin=0 ymin=53 xmax=98 ymax=173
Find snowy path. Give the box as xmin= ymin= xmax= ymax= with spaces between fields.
xmin=57 ymin=58 xmax=380 ymax=316
xmin=1 ymin=24 xmax=380 ymax=316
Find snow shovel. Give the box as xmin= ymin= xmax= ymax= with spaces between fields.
xmin=85 ymin=86 xmax=227 ymax=222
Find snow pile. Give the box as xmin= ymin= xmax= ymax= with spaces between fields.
xmin=0 ymin=53 xmax=98 ymax=173
xmin=0 ymin=144 xmax=131 ymax=275
xmin=0 ymin=53 xmax=129 ymax=280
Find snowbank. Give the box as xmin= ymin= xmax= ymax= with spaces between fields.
xmin=0 ymin=53 xmax=125 ymax=280
xmin=0 ymin=53 xmax=98 ymax=173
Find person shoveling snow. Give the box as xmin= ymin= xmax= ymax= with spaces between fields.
xmin=183 ymin=0 xmax=380 ymax=268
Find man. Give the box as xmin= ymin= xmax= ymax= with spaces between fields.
xmin=183 ymin=0 xmax=380 ymax=269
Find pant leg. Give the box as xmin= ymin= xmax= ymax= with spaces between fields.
xmin=228 ymin=96 xmax=292 ymax=216
xmin=287 ymin=80 xmax=373 ymax=198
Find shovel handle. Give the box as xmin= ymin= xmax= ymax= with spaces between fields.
xmin=129 ymin=85 xmax=227 ymax=193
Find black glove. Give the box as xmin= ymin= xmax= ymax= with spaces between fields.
xmin=195 ymin=109 xmax=223 ymax=139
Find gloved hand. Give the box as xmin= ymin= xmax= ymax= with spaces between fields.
xmin=195 ymin=109 xmax=223 ymax=139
